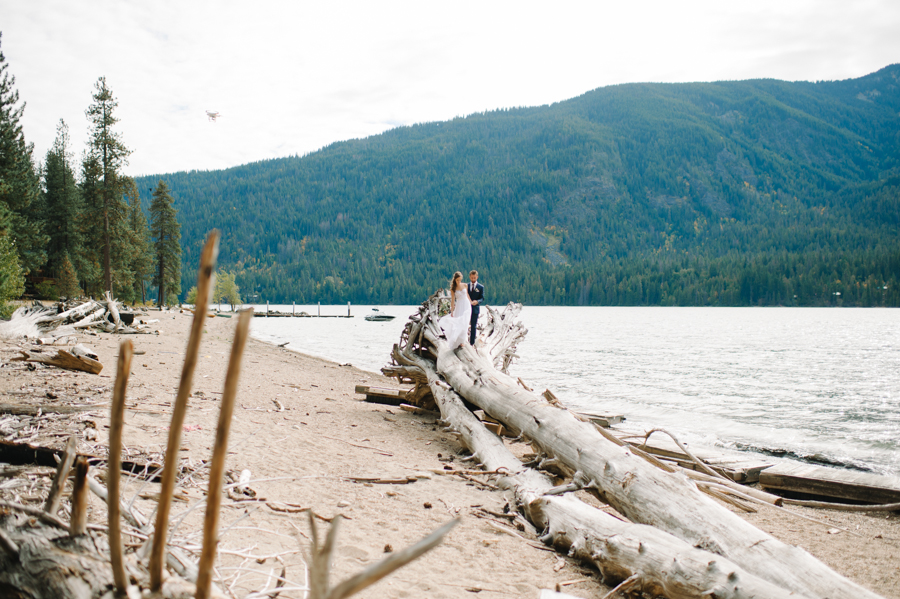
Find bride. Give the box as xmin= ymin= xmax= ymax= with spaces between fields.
xmin=438 ymin=271 xmax=472 ymax=349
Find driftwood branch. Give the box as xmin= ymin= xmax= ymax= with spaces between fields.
xmin=69 ymin=456 xmax=89 ymax=536
xmin=43 ymin=435 xmax=78 ymax=515
xmin=196 ymin=309 xmax=253 ymax=599
xmin=306 ymin=510 xmax=459 ymax=599
xmin=150 ymin=230 xmax=219 ymax=591
xmin=108 ymin=339 xmax=134 ymax=595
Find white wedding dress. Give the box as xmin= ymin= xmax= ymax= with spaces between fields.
xmin=439 ymin=288 xmax=471 ymax=349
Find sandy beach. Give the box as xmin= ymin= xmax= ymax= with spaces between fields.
xmin=2 ymin=309 xmax=899 ymax=598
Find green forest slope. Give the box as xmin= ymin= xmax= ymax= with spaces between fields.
xmin=135 ymin=65 xmax=900 ymax=306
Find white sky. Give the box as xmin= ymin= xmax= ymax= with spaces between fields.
xmin=2 ymin=0 xmax=899 ymax=177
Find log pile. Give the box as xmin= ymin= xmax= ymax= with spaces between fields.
xmin=385 ymin=291 xmax=886 ymax=599
xmin=1 ymin=291 xmax=161 ymax=341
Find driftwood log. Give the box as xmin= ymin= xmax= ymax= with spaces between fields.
xmin=424 ymin=374 xmax=801 ymax=598
xmin=11 ymin=347 xmax=103 ymax=374
xmin=2 ymin=296 xmax=158 ymax=342
xmin=386 ymin=292 xmax=884 ymax=599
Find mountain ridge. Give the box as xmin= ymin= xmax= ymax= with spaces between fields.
xmin=135 ymin=64 xmax=900 ymax=306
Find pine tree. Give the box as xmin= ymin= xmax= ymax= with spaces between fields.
xmin=57 ymin=252 xmax=81 ymax=300
xmin=124 ymin=178 xmax=153 ymax=304
xmin=0 ymin=233 xmax=24 ymax=317
xmin=150 ymin=180 xmax=181 ymax=305
xmin=0 ymin=32 xmax=47 ymax=274
xmin=78 ymin=153 xmax=103 ymax=295
xmin=42 ymin=120 xmax=86 ymax=278
xmin=84 ymin=76 xmax=131 ymax=294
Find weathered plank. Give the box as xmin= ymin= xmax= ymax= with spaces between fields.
xmin=573 ymin=410 xmax=625 ymax=428
xmin=759 ymin=461 xmax=900 ymax=504
xmin=0 ymin=403 xmax=103 ymax=416
xmin=354 ymin=385 xmax=409 ymax=405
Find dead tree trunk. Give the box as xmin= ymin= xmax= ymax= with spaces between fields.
xmin=386 ymin=292 xmax=884 ymax=599
xmin=409 ymin=369 xmax=806 ymax=599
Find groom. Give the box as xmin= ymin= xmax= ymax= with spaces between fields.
xmin=468 ymin=270 xmax=484 ymax=345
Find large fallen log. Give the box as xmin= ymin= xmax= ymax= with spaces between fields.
xmin=387 ymin=292 xmax=884 ymax=599
xmin=400 ymin=354 xmax=804 ymax=598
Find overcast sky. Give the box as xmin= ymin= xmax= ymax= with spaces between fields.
xmin=2 ymin=0 xmax=899 ymax=177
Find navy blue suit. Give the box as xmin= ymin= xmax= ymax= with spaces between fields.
xmin=468 ymin=281 xmax=484 ymax=345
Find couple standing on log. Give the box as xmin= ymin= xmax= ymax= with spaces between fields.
xmin=439 ymin=270 xmax=485 ymax=349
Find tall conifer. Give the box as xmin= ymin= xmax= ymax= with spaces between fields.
xmin=0 ymin=32 xmax=47 ymax=274
xmin=149 ymin=180 xmax=181 ymax=305
xmin=42 ymin=119 xmax=86 ymax=279
xmin=124 ymin=179 xmax=153 ymax=303
xmin=84 ymin=76 xmax=130 ymax=294
xmin=78 ymin=152 xmax=103 ymax=294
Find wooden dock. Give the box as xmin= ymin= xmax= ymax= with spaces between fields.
xmin=759 ymin=462 xmax=900 ymax=504
xmin=608 ymin=430 xmax=773 ymax=483
xmin=252 ymin=301 xmax=354 ymax=318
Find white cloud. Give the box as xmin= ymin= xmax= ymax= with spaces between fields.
xmin=2 ymin=0 xmax=898 ymax=176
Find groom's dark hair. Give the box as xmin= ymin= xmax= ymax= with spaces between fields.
xmin=469 ymin=270 xmax=478 ymax=276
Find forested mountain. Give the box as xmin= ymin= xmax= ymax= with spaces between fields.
xmin=135 ymin=65 xmax=900 ymax=307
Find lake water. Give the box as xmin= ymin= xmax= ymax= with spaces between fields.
xmin=247 ymin=304 xmax=900 ymax=478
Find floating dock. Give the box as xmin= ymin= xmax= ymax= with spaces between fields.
xmin=252 ymin=302 xmax=354 ymax=318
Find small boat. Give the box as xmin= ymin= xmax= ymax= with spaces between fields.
xmin=365 ymin=308 xmax=395 ymax=322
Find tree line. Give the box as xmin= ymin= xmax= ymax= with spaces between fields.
xmin=0 ymin=33 xmax=182 ymax=314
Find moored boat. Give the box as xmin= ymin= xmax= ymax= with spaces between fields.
xmin=365 ymin=308 xmax=395 ymax=321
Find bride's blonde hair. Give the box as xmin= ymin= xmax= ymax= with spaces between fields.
xmin=450 ymin=271 xmax=463 ymax=291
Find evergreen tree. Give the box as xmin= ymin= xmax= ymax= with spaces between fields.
xmin=57 ymin=252 xmax=81 ymax=300
xmin=0 ymin=32 xmax=47 ymax=274
xmin=124 ymin=178 xmax=153 ymax=303
xmin=84 ymin=76 xmax=131 ymax=294
xmin=78 ymin=152 xmax=103 ymax=295
xmin=0 ymin=233 xmax=24 ymax=317
xmin=42 ymin=119 xmax=85 ymax=278
xmin=150 ymin=180 xmax=181 ymax=305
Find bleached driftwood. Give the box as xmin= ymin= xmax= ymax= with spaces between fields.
xmin=387 ymin=292 xmax=884 ymax=599
xmin=105 ymin=290 xmax=122 ymax=331
xmin=11 ymin=347 xmax=103 ymax=374
xmin=3 ymin=295 xmax=156 ymax=341
xmin=394 ymin=348 xmax=806 ymax=598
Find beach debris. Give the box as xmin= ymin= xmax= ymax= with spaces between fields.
xmin=345 ymin=475 xmax=418 ymax=485
xmin=10 ymin=345 xmax=103 ymax=374
xmin=0 ymin=292 xmax=161 ymax=343
xmin=5 ymin=235 xmax=458 ymax=597
xmin=384 ymin=290 xmax=886 ymax=599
